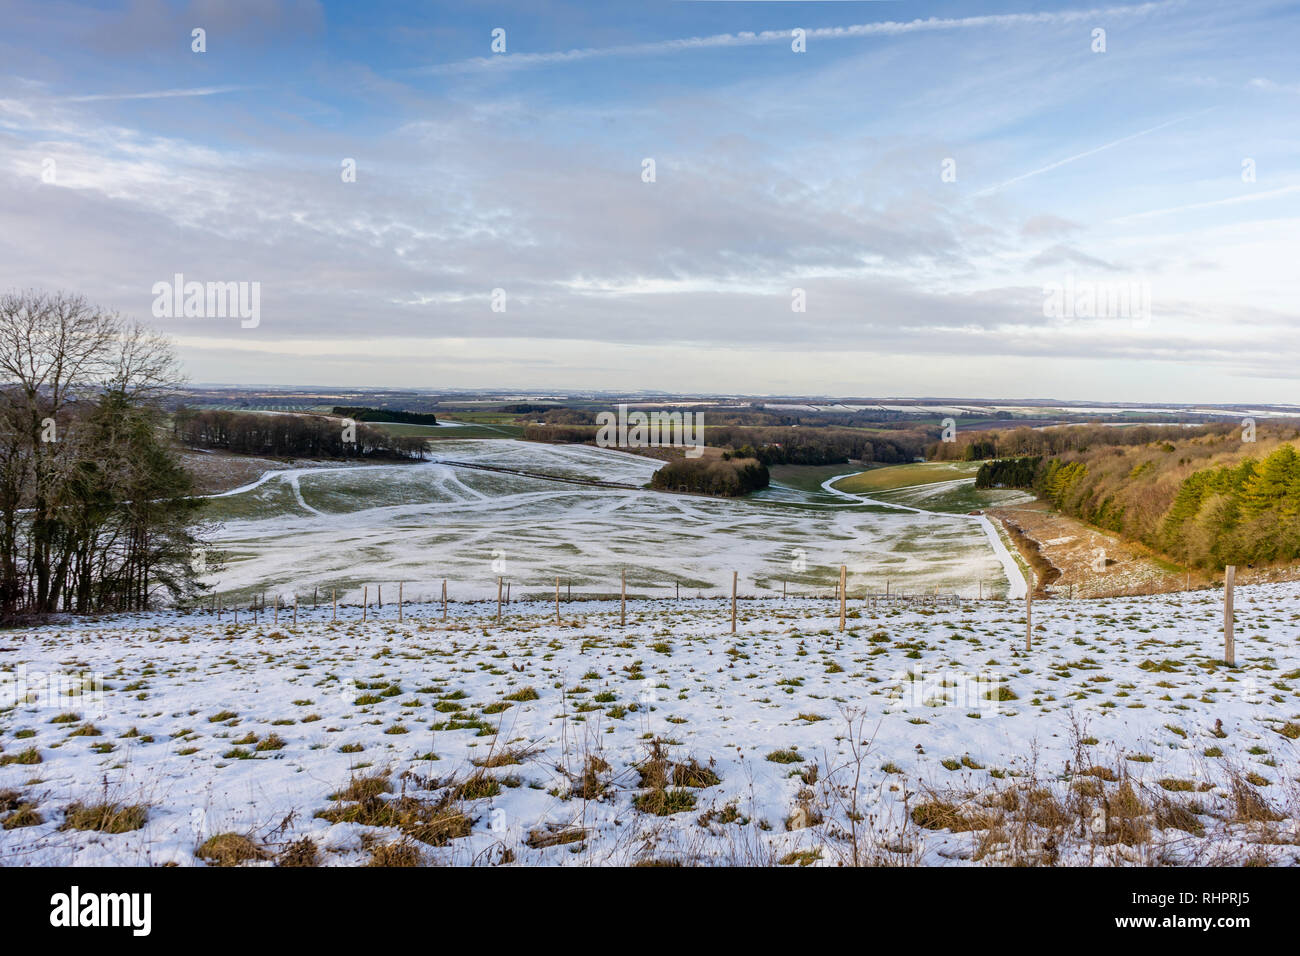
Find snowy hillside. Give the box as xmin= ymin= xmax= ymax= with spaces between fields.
xmin=3 ymin=584 xmax=1298 ymax=866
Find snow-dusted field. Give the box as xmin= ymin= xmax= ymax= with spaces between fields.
xmin=3 ymin=584 xmax=1298 ymax=866
xmin=200 ymin=440 xmax=1016 ymax=603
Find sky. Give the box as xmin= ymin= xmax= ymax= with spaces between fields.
xmin=1 ymin=0 xmax=1297 ymax=401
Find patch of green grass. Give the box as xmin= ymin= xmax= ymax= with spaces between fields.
xmin=672 ymin=759 xmax=721 ymax=788
xmin=832 ymin=461 xmax=980 ymax=494
xmin=0 ymin=747 xmax=41 ymax=766
xmin=765 ymin=748 xmax=804 ymax=764
xmin=633 ymin=787 xmax=697 ymax=816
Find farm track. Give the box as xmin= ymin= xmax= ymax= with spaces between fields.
xmin=195 ymin=440 xmax=1017 ymax=602
xmin=426 ymin=458 xmax=640 ymax=490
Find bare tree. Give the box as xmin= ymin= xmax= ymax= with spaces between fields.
xmin=0 ymin=289 xmax=204 ymax=619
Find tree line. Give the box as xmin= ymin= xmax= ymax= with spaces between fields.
xmin=927 ymin=423 xmax=1234 ymax=461
xmin=173 ymin=409 xmax=427 ymax=460
xmin=0 ymin=290 xmax=208 ymax=619
xmin=331 ymin=405 xmax=438 ymax=425
xmin=974 ymin=456 xmax=1041 ymax=489
xmin=704 ymin=426 xmax=927 ymax=466
xmin=523 ymin=423 xmax=929 ymax=467
xmin=978 ymin=429 xmax=1300 ymax=569
xmin=649 ymin=457 xmax=769 ymax=497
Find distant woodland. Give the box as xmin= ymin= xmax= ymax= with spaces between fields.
xmin=649 ymin=457 xmax=770 ymax=497
xmin=926 ymin=423 xmax=1235 ymax=461
xmin=331 ymin=406 xmax=438 ymax=425
xmin=525 ymin=420 xmax=930 ymax=468
xmin=173 ymin=409 xmax=427 ymax=460
xmin=973 ymin=425 xmax=1300 ymax=569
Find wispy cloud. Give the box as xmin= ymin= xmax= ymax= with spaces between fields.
xmin=415 ymin=1 xmax=1176 ymax=75
xmin=1247 ymin=76 xmax=1300 ymax=94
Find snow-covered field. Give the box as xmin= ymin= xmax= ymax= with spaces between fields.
xmin=200 ymin=440 xmax=1016 ymax=603
xmin=3 ymin=584 xmax=1298 ymax=866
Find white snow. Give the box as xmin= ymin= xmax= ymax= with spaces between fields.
xmin=199 ymin=441 xmax=1016 ymax=602
xmin=3 ymin=583 xmax=1298 ymax=866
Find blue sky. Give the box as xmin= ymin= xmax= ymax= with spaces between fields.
xmin=1 ymin=0 xmax=1298 ymax=400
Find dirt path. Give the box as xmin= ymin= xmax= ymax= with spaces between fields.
xmin=985 ymin=502 xmax=1188 ymax=598
xmin=983 ymin=502 xmax=1300 ymax=597
xmin=993 ymin=504 xmax=1300 ymax=595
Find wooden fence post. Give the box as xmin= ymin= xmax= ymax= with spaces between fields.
xmin=729 ymin=571 xmax=737 ymax=633
xmin=1025 ymin=588 xmax=1033 ymax=651
xmin=293 ymin=593 xmax=298 ymax=626
xmin=1224 ymin=565 xmax=1236 ymax=666
xmin=442 ymin=579 xmax=447 ymax=622
xmin=217 ymin=595 xmax=222 ymax=621
xmin=839 ymin=565 xmax=847 ymax=632
xmin=497 ymin=577 xmax=503 ymax=623
xmin=620 ymin=569 xmax=626 ymax=626
xmin=332 ymin=588 xmax=336 ymax=622
xmin=377 ymin=584 xmax=382 ymax=610
xmin=274 ymin=595 xmax=279 ymax=625
xmin=363 ymin=585 xmax=368 ymax=622
xmin=555 ymin=576 xmax=560 ymax=625
xmin=398 ymin=581 xmax=403 ymax=622
xmin=313 ymin=585 xmax=317 ymax=609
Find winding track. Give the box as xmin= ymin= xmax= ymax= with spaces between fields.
xmin=819 ymin=475 xmax=1028 ymax=599
xmin=194 ymin=443 xmax=1023 ymax=600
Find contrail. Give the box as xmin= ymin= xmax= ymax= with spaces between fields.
xmin=972 ymin=112 xmax=1206 ymax=197
xmin=416 ymin=1 xmax=1176 ymax=75
xmin=1110 ymin=183 xmax=1300 ymax=223
xmin=64 ymin=86 xmax=248 ymax=103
